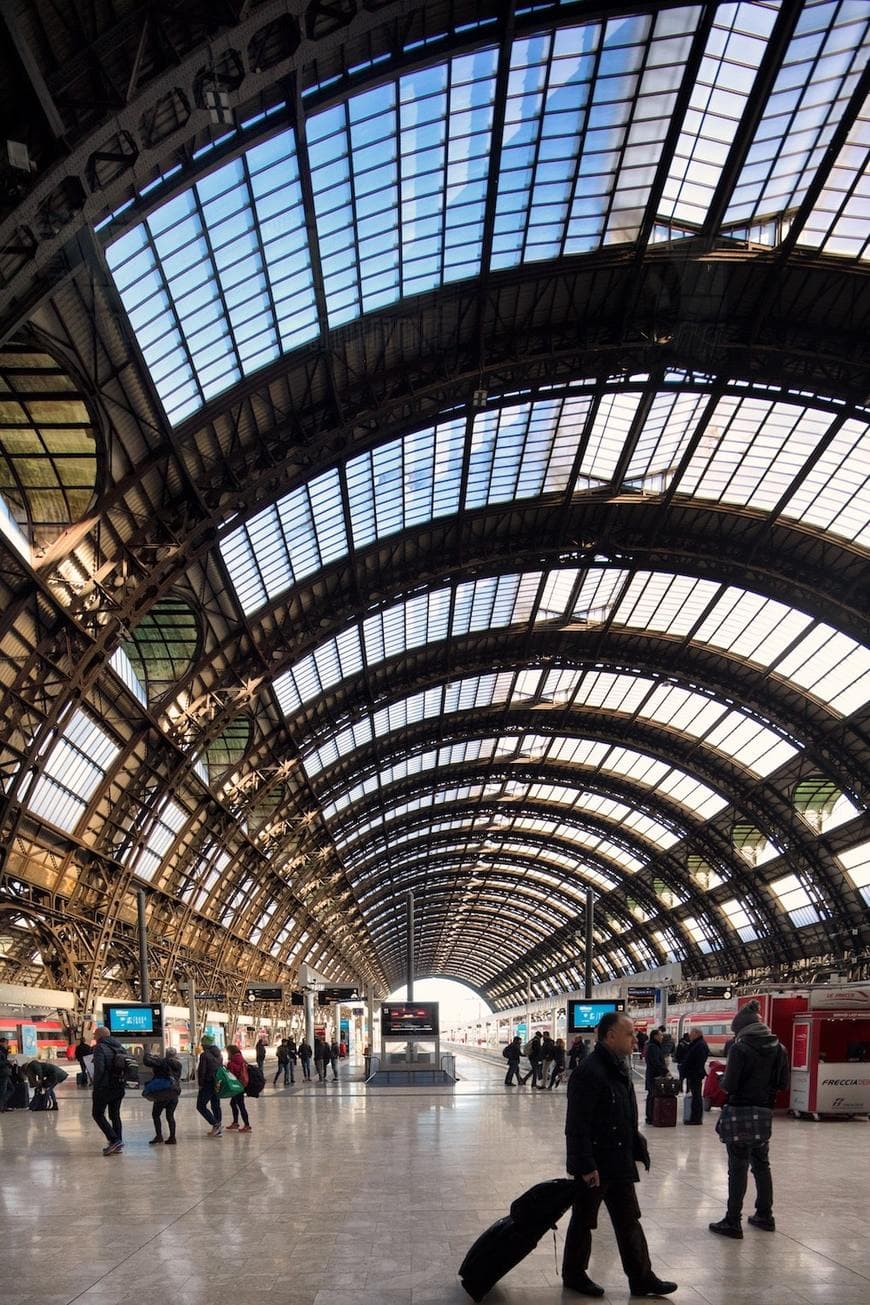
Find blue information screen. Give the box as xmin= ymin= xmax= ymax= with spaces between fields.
xmin=567 ymin=999 xmax=625 ymax=1031
xmin=104 ymin=1004 xmax=162 ymax=1036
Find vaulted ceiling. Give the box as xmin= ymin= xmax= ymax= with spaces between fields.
xmin=0 ymin=0 xmax=868 ymax=1011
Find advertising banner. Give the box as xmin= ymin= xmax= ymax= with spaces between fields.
xmin=791 ymin=1022 xmax=810 ymax=1071
xmin=20 ymin=1024 xmax=38 ymax=1057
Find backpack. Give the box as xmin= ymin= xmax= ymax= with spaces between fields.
xmin=245 ymin=1063 xmax=265 ymax=1098
xmin=29 ymin=1087 xmax=51 ymax=1112
xmin=111 ymin=1048 xmax=139 ymax=1087
xmin=502 ymin=1045 xmax=511 ymax=1059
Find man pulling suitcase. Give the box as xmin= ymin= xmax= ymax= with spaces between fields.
xmin=563 ymin=1011 xmax=678 ymax=1298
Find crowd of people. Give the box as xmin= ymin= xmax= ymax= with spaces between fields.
xmin=503 ymin=1031 xmax=589 ymax=1088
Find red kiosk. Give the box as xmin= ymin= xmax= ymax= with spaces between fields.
xmin=788 ymin=989 xmax=870 ymax=1119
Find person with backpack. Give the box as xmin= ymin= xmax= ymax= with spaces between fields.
xmin=143 ymin=1046 xmax=182 ymax=1144
xmin=298 ymin=1038 xmax=313 ymax=1081
xmin=503 ymin=1036 xmax=523 ymax=1086
xmin=521 ymin=1032 xmax=543 ymax=1086
xmin=196 ymin=1034 xmax=224 ymax=1137
xmin=26 ymin=1060 xmax=68 ymax=1110
xmin=273 ymin=1038 xmax=290 ymax=1087
xmin=225 ymin=1045 xmax=253 ymax=1132
xmin=91 ymin=1025 xmax=128 ymax=1155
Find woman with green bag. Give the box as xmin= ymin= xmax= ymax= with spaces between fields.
xmin=214 ymin=1064 xmax=246 ymax=1099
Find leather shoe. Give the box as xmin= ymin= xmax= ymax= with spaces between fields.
xmin=709 ymin=1218 xmax=743 ymax=1239
xmin=629 ymin=1277 xmax=678 ymax=1297
xmin=747 ymin=1214 xmax=775 ymax=1231
xmin=563 ymin=1273 xmax=605 ymax=1297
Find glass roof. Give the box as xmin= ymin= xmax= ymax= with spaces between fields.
xmin=104 ymin=5 xmax=870 ymax=426
xmin=271 ymin=565 xmax=870 ymax=719
xmin=220 ymin=380 xmax=870 ymax=617
xmin=300 ymin=667 xmax=792 ymax=784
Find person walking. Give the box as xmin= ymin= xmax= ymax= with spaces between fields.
xmin=225 ymin=1045 xmax=253 ymax=1132
xmin=91 ymin=1026 xmax=127 ymax=1155
xmin=255 ymin=1037 xmax=267 ymax=1073
xmin=681 ymin=1028 xmax=710 ymax=1125
xmin=643 ymin=1028 xmax=668 ymax=1125
xmin=196 ymin=1034 xmax=224 ymax=1137
xmin=74 ymin=1036 xmax=92 ymax=1085
xmin=143 ymin=1045 xmax=182 ymax=1144
xmin=314 ymin=1036 xmax=329 ymax=1081
xmin=568 ymin=1035 xmax=587 ymax=1073
xmin=329 ymin=1040 xmax=340 ymax=1080
xmin=0 ymin=1036 xmax=16 ymax=1113
xmin=273 ymin=1038 xmax=290 ymax=1087
xmin=709 ymin=1001 xmax=789 ymax=1239
xmin=563 ymin=1011 xmax=677 ymax=1299
xmin=635 ymin=1030 xmax=648 ymax=1057
xmin=548 ymin=1037 xmax=566 ymax=1088
xmin=540 ymin=1032 xmax=556 ymax=1090
xmin=503 ymin=1035 xmax=523 ymax=1086
xmin=298 ymin=1038 xmax=313 ymax=1080
xmin=287 ymin=1037 xmax=297 ymax=1084
xmin=521 ymin=1031 xmax=543 ymax=1086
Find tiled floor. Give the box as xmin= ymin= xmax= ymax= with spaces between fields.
xmin=1 ymin=1051 xmax=868 ymax=1305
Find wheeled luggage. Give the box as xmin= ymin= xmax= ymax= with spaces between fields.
xmin=459 ymin=1178 xmax=577 ymax=1301
xmin=652 ymin=1094 xmax=677 ymax=1127
xmin=76 ymin=1070 xmax=89 ymax=1088
xmin=29 ymin=1087 xmax=50 ymax=1112
xmin=683 ymin=1093 xmax=693 ymax=1124
xmin=653 ymin=1074 xmax=680 ymax=1097
xmin=9 ymin=1078 xmax=30 ymax=1109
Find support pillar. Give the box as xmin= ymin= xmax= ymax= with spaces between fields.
xmin=304 ymin=990 xmax=314 ymax=1048
xmin=584 ymin=889 xmax=594 ymax=1000
xmin=406 ymin=889 xmax=415 ymax=1001
xmin=137 ymin=890 xmax=151 ymax=1003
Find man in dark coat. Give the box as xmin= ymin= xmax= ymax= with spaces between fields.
xmin=503 ymin=1035 xmax=523 ymax=1086
xmin=643 ymin=1028 xmax=668 ymax=1124
xmin=681 ymin=1029 xmax=709 ymax=1125
xmin=91 ymin=1026 xmax=127 ymax=1154
xmin=563 ymin=1012 xmax=677 ymax=1298
xmin=0 ymin=1036 xmax=14 ymax=1112
xmin=521 ymin=1031 xmax=543 ymax=1086
xmin=709 ymin=1001 xmax=789 ymax=1238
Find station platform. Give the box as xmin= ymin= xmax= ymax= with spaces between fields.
xmin=1 ymin=1050 xmax=868 ymax=1305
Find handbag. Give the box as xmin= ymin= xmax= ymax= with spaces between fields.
xmin=716 ymin=1103 xmax=773 ymax=1145
xmin=214 ymin=1066 xmax=245 ymax=1099
xmin=142 ymin=1075 xmax=172 ymax=1097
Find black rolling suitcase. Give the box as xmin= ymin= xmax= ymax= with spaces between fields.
xmin=9 ymin=1078 xmax=30 ymax=1109
xmin=459 ymin=1178 xmax=577 ymax=1302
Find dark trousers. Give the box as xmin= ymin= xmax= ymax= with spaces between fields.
xmin=726 ymin=1139 xmax=773 ymax=1222
xmin=196 ymin=1084 xmax=221 ymax=1127
xmin=273 ymin=1062 xmax=289 ymax=1085
xmin=315 ymin=1057 xmax=327 ymax=1080
xmin=687 ymin=1077 xmax=704 ymax=1123
xmin=563 ymin=1181 xmax=652 ymax=1286
xmin=152 ymin=1099 xmax=177 ymax=1139
xmin=522 ymin=1061 xmax=541 ymax=1086
xmin=92 ymin=1091 xmax=123 ymax=1145
xmin=645 ymin=1091 xmax=655 ymax=1124
xmin=230 ymin=1094 xmax=250 ymax=1126
xmin=300 ymin=1056 xmax=311 ymax=1080
xmin=0 ymin=1077 xmax=15 ymax=1110
xmin=504 ymin=1060 xmax=521 ymax=1085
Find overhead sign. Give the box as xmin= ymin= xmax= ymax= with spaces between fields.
xmin=696 ymin=984 xmax=734 ymax=1000
xmin=195 ymin=993 xmax=227 ymax=1003
xmin=103 ymin=1003 xmax=164 ymax=1038
xmin=809 ymin=987 xmax=870 ymax=1010
xmin=627 ymin=986 xmax=657 ymax=1002
xmin=290 ymin=991 xmax=305 ymax=1006
xmin=317 ymin=986 xmax=361 ymax=1005
xmin=381 ymin=1002 xmax=440 ymax=1036
xmin=567 ymin=999 xmax=625 ymax=1031
xmin=245 ymin=985 xmax=284 ymax=1002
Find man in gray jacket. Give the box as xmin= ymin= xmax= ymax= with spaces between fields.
xmin=91 ymin=1026 xmax=127 ymax=1155
xmin=709 ymin=1001 xmax=789 ymax=1238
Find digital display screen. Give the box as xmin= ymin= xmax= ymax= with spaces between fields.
xmin=567 ymin=999 xmax=625 ymax=1031
xmin=103 ymin=1004 xmax=164 ymax=1037
xmin=381 ymin=1003 xmax=440 ymax=1036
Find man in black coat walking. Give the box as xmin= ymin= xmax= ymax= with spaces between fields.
xmin=681 ymin=1029 xmax=709 ymax=1125
xmin=563 ymin=1011 xmax=677 ymax=1298
xmin=643 ymin=1028 xmax=668 ymax=1124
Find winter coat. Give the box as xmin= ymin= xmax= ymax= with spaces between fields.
xmin=92 ymin=1035 xmax=127 ymax=1096
xmin=551 ymin=1045 xmax=566 ymax=1072
xmin=287 ymin=1039 xmax=298 ymax=1063
xmin=568 ymin=1039 xmax=587 ymax=1071
xmin=143 ymin=1051 xmax=182 ymax=1097
xmin=541 ymin=1036 xmax=556 ymax=1063
xmin=680 ymin=1038 xmax=710 ymax=1085
xmin=298 ymin=1042 xmax=312 ymax=1061
xmin=0 ymin=1045 xmax=11 ymax=1082
xmin=255 ymin=1040 xmax=267 ymax=1064
xmin=196 ymin=1044 xmax=223 ymax=1087
xmin=721 ymin=1023 xmax=789 ymax=1108
xmin=565 ymin=1042 xmax=649 ymax=1183
xmin=276 ymin=1042 xmax=289 ymax=1064
xmin=503 ymin=1041 xmax=521 ymax=1065
xmin=226 ymin=1050 xmax=249 ymax=1082
xmin=526 ymin=1036 xmax=543 ymax=1064
xmin=644 ymin=1039 xmax=668 ymax=1090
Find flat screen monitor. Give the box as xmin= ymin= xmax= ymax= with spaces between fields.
xmin=567 ymin=999 xmax=625 ymax=1032
xmin=381 ymin=1002 xmax=440 ymax=1037
xmin=103 ymin=1003 xmax=164 ymax=1038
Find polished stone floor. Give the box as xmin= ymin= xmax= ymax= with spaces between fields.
xmin=1 ymin=1049 xmax=868 ymax=1305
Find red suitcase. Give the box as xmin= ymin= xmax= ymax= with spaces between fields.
xmin=652 ymin=1094 xmax=677 ymax=1127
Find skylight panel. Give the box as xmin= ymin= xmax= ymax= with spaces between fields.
xmin=577 ymin=392 xmax=642 ymax=487
xmin=724 ymin=2 xmax=869 ymax=230
xmin=837 ymin=840 xmax=870 ymax=907
xmin=624 ymin=389 xmax=710 ymax=488
xmin=615 ymin=571 xmax=720 ymax=636
xmin=782 ymin=417 xmax=870 ymax=546
xmin=675 ymin=396 xmax=836 ymax=510
xmin=694 ymin=588 xmax=812 ymax=665
xmin=683 ymin=914 xmax=713 ymax=953
xmin=308 ymin=49 xmax=497 ymax=326
xmin=659 ymin=3 xmax=780 ymax=227
xmin=774 ymin=623 xmax=870 ymax=716
xmin=24 ymin=709 xmax=120 ymax=834
xmin=769 ymin=872 xmax=821 ymax=926
xmin=106 ymin=128 xmax=318 ymax=424
xmin=720 ymin=897 xmax=757 ymax=942
xmin=273 ymin=626 xmax=363 ymax=714
xmin=110 ymin=646 xmax=147 ymax=706
xmin=795 ymin=94 xmax=870 ymax=259
xmin=127 ymin=797 xmax=186 ymax=884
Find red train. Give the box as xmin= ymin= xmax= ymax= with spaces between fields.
xmin=0 ymin=1017 xmax=70 ymax=1058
